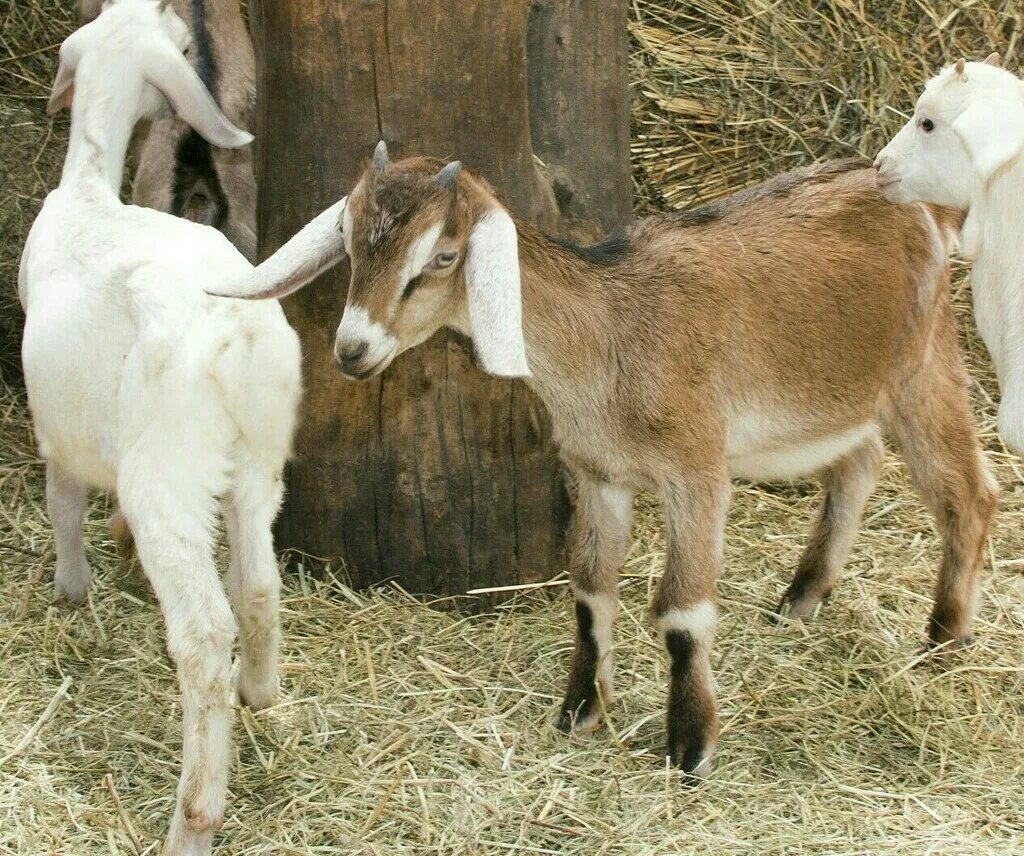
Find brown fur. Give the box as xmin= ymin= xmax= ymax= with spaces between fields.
xmin=339 ymin=156 xmax=996 ymax=773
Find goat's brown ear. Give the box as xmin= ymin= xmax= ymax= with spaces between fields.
xmin=463 ymin=207 xmax=530 ymax=377
xmin=953 ymin=99 xmax=1024 ymax=180
xmin=983 ymin=52 xmax=1002 ymax=67
xmin=207 ymin=196 xmax=349 ymax=300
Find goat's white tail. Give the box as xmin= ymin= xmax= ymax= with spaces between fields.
xmin=207 ymin=196 xmax=349 ymax=300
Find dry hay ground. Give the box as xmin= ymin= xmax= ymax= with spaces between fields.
xmin=2 ymin=1 xmax=1024 ymax=854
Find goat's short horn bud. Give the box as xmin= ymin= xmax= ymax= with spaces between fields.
xmin=434 ymin=161 xmax=462 ymax=190
xmin=373 ymin=140 xmax=390 ymax=172
xmin=983 ymin=52 xmax=1001 ymax=67
xmin=954 ymin=57 xmax=967 ymax=77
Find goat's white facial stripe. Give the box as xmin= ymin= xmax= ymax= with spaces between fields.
xmin=659 ymin=600 xmax=717 ymax=648
xmin=401 ymin=224 xmax=444 ymax=289
xmin=341 ymin=202 xmax=354 ymax=256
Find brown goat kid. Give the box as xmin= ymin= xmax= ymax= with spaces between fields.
xmin=212 ymin=146 xmax=998 ymax=776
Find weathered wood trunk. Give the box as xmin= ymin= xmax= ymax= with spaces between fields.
xmin=252 ymin=0 xmax=631 ymax=597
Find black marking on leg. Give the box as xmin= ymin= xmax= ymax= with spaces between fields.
xmin=665 ymin=629 xmax=711 ymax=775
xmin=558 ymin=600 xmax=600 ymax=732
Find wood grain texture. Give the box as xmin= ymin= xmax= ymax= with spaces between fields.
xmin=253 ymin=0 xmax=631 ymax=596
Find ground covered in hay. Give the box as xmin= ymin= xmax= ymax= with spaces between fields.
xmin=3 ymin=1 xmax=1024 ymax=854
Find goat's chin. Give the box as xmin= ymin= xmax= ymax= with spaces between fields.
xmin=875 ymin=179 xmax=908 ymax=204
xmin=337 ymin=350 xmax=398 ymax=381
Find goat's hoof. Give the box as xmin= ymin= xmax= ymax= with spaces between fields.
xmin=239 ymin=679 xmax=278 ymax=712
xmin=556 ymin=698 xmax=604 ymax=735
xmin=165 ymin=811 xmax=216 ymax=856
xmin=667 ymin=739 xmax=716 ymax=782
xmin=54 ymin=571 xmax=90 ymax=605
xmin=774 ymin=586 xmax=829 ymax=623
xmin=109 ymin=510 xmax=135 ymax=558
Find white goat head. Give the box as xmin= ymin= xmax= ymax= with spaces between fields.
xmin=49 ymin=0 xmax=252 ymax=150
xmin=209 ymin=141 xmax=531 ymax=379
xmin=874 ymin=53 xmax=1024 ymax=210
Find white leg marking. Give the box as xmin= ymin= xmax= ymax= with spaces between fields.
xmin=659 ymin=599 xmax=717 ymax=647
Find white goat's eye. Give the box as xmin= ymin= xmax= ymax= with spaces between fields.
xmin=433 ymin=250 xmax=459 ymax=268
xmin=920 ymin=118 xmax=935 ymax=133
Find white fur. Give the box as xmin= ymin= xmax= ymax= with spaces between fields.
xmin=875 ymin=60 xmax=1024 ymax=451
xmin=20 ymin=4 xmax=300 ymax=853
xmin=727 ymin=413 xmax=876 ymax=482
xmin=659 ymin=600 xmax=717 ymax=647
xmin=464 ymin=208 xmax=531 ymax=377
xmin=403 ymin=224 xmax=444 ymax=285
xmin=209 ymin=196 xmax=349 ymax=300
xmin=334 ymin=305 xmax=399 ymax=376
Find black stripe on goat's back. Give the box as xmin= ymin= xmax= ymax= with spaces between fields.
xmin=549 ymin=230 xmax=630 ymax=266
xmin=670 ymin=157 xmax=873 ymax=228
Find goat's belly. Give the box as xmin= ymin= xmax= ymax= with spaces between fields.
xmin=21 ymin=300 xmax=125 ymax=491
xmin=727 ymin=423 xmax=876 ymax=482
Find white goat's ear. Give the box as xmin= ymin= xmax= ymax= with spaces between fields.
xmin=207 ymin=196 xmax=349 ymax=300
xmin=463 ymin=208 xmax=530 ymax=377
xmin=143 ymin=36 xmax=253 ymax=149
xmin=953 ymin=99 xmax=1024 ymax=181
xmin=47 ymin=35 xmax=83 ymax=115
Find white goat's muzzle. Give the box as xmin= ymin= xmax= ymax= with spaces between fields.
xmin=334 ymin=305 xmax=399 ymax=380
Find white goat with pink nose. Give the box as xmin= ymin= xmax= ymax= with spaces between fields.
xmin=875 ymin=53 xmax=1024 ymax=452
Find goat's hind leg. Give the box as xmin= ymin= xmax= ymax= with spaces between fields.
xmin=778 ymin=433 xmax=883 ymax=620
xmin=558 ymin=474 xmax=634 ymax=733
xmin=224 ymin=462 xmax=284 ymax=711
xmin=119 ymin=464 xmax=236 ymax=856
xmin=46 ymin=461 xmax=91 ymax=603
xmin=884 ymin=354 xmax=998 ymax=651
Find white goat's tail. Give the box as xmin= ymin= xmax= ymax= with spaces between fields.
xmin=207 ymin=196 xmax=349 ymax=300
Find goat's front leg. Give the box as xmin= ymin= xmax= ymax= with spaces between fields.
xmin=558 ymin=474 xmax=634 ymax=733
xmin=224 ymin=463 xmax=284 ymax=711
xmin=655 ymin=466 xmax=730 ymax=777
xmin=46 ymin=461 xmax=91 ymax=603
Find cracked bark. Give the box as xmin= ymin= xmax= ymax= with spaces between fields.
xmin=253 ymin=0 xmax=631 ymax=597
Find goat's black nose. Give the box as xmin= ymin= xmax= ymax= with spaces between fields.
xmin=337 ymin=340 xmax=368 ymax=371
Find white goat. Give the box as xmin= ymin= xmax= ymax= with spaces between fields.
xmin=19 ymin=1 xmax=301 ymax=852
xmin=875 ymin=54 xmax=1024 ymax=451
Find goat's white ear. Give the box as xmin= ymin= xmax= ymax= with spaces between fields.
xmin=47 ymin=35 xmax=83 ymax=115
xmin=463 ymin=208 xmax=530 ymax=377
xmin=143 ymin=36 xmax=253 ymax=149
xmin=953 ymin=99 xmax=1024 ymax=181
xmin=207 ymin=196 xmax=349 ymax=300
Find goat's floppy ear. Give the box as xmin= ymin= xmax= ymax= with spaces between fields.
xmin=143 ymin=36 xmax=253 ymax=149
xmin=953 ymin=98 xmax=1024 ymax=181
xmin=463 ymin=208 xmax=530 ymax=377
xmin=207 ymin=196 xmax=349 ymax=300
xmin=47 ymin=35 xmax=84 ymax=115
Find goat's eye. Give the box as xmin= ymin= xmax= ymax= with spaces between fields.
xmin=433 ymin=250 xmax=459 ymax=268
xmin=921 ymin=118 xmax=935 ymax=133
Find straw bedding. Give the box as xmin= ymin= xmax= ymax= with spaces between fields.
xmin=1 ymin=1 xmax=1023 ymax=853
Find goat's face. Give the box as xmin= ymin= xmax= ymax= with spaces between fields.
xmin=48 ymin=0 xmax=251 ymax=149
xmin=874 ymin=56 xmax=1024 ymax=210
xmin=334 ymin=146 xmax=530 ymax=380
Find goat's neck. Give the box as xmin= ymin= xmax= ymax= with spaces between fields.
xmin=514 ymin=226 xmax=614 ymax=407
xmin=60 ymin=61 xmax=140 ymax=194
xmin=964 ymin=158 xmax=1024 ymax=285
